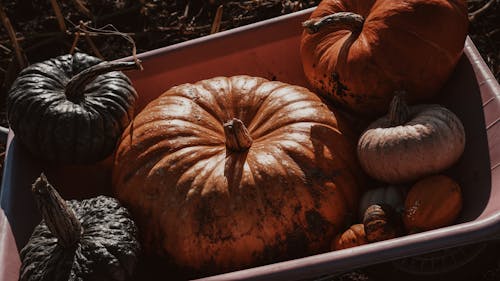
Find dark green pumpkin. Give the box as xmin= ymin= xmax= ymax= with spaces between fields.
xmin=20 ymin=173 xmax=140 ymax=281
xmin=7 ymin=52 xmax=140 ymax=164
xmin=362 ymin=204 xmax=405 ymax=243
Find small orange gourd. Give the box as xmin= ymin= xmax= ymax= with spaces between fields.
xmin=332 ymin=224 xmax=368 ymax=250
xmin=403 ymin=175 xmax=463 ymax=233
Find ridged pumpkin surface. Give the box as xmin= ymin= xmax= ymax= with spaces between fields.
xmin=403 ymin=175 xmax=463 ymax=233
xmin=7 ymin=53 xmax=138 ymax=164
xmin=300 ymin=0 xmax=468 ymax=115
xmin=112 ymin=75 xmax=362 ymax=273
xmin=357 ymin=103 xmax=465 ymax=184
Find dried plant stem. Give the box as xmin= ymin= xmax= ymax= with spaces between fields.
xmin=487 ymin=28 xmax=500 ymax=38
xmin=73 ymin=22 xmax=143 ymax=70
xmin=0 ymin=3 xmax=27 ymax=68
xmin=50 ymin=0 xmax=67 ymax=32
xmin=183 ymin=0 xmax=191 ymax=18
xmin=84 ymin=33 xmax=103 ymax=59
xmin=65 ymin=60 xmax=140 ymax=100
xmin=469 ymin=0 xmax=497 ymax=23
xmin=32 ymin=174 xmax=82 ymax=248
xmin=211 ymin=5 xmax=224 ymax=34
xmin=0 ymin=43 xmax=11 ymax=54
xmin=71 ymin=0 xmax=92 ymax=18
xmin=69 ymin=32 xmax=81 ymax=55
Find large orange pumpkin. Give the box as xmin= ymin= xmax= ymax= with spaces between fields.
xmin=112 ymin=75 xmax=363 ymax=273
xmin=300 ymin=0 xmax=468 ymax=116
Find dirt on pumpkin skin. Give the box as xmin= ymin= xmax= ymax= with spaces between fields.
xmin=0 ymin=1 xmax=499 ymax=281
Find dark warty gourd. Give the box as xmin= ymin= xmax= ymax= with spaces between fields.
xmin=7 ymin=52 xmax=140 ymax=164
xmin=19 ymin=173 xmax=141 ymax=281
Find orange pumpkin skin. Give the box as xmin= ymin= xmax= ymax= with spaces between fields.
xmin=112 ymin=76 xmax=363 ymax=273
xmin=332 ymin=224 xmax=368 ymax=250
xmin=403 ymin=175 xmax=463 ymax=233
xmin=300 ymin=0 xmax=468 ymax=116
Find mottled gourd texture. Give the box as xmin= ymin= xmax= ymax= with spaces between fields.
xmin=19 ymin=195 xmax=140 ymax=281
xmin=300 ymin=0 xmax=468 ymax=115
xmin=7 ymin=52 xmax=138 ymax=164
xmin=112 ymin=75 xmax=364 ymax=274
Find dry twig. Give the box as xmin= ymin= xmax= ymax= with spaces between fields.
xmin=72 ymin=21 xmax=142 ymax=69
xmin=183 ymin=0 xmax=191 ymax=19
xmin=83 ymin=34 xmax=103 ymax=59
xmin=469 ymin=0 xmax=497 ymax=23
xmin=0 ymin=43 xmax=11 ymax=54
xmin=71 ymin=0 xmax=92 ymax=18
xmin=210 ymin=5 xmax=224 ymax=34
xmin=0 ymin=3 xmax=27 ymax=68
xmin=486 ymin=28 xmax=500 ymax=38
xmin=49 ymin=0 xmax=68 ymax=32
xmin=69 ymin=32 xmax=81 ymax=55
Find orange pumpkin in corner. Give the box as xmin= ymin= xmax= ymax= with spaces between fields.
xmin=112 ymin=75 xmax=364 ymax=274
xmin=300 ymin=0 xmax=469 ymax=116
xmin=332 ymin=224 xmax=368 ymax=250
xmin=403 ymin=175 xmax=463 ymax=233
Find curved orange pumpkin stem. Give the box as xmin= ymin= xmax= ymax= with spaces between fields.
xmin=223 ymin=118 xmax=253 ymax=151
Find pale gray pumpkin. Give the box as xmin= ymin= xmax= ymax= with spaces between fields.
xmin=357 ymin=92 xmax=465 ymax=184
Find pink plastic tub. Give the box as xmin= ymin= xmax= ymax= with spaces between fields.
xmin=2 ymin=7 xmax=500 ymax=281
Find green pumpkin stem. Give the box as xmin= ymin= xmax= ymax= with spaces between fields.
xmin=224 ymin=118 xmax=253 ymax=151
xmin=32 ymin=173 xmax=82 ymax=248
xmin=65 ymin=60 xmax=141 ymax=101
xmin=389 ymin=91 xmax=410 ymax=126
xmin=302 ymin=12 xmax=364 ymax=34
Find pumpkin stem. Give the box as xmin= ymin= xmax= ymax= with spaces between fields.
xmin=302 ymin=12 xmax=364 ymax=34
xmin=223 ymin=118 xmax=253 ymax=151
xmin=65 ymin=59 xmax=141 ymax=102
xmin=31 ymin=173 xmax=82 ymax=248
xmin=389 ymin=91 xmax=410 ymax=126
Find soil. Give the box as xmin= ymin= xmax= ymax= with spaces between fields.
xmin=0 ymin=1 xmax=499 ymax=281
